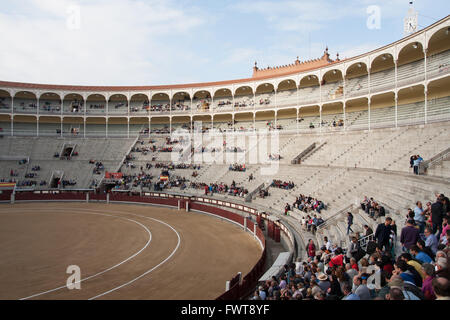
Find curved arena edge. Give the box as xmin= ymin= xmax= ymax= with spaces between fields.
xmin=0 ymin=190 xmax=297 ymax=300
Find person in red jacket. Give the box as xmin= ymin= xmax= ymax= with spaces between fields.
xmin=307 ymin=239 xmax=316 ymax=258
xmin=329 ymin=247 xmax=345 ymax=268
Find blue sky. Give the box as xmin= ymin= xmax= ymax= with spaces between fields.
xmin=0 ymin=0 xmax=448 ymax=86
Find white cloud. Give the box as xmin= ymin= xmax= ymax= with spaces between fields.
xmin=0 ymin=0 xmax=206 ymax=85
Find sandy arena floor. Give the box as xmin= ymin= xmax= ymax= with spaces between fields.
xmin=0 ymin=202 xmax=262 ymax=300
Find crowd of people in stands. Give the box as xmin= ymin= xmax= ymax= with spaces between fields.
xmin=189 ymin=180 xmax=248 ymax=198
xmin=252 ymin=193 xmax=450 ymax=300
xmin=293 ymin=194 xmax=326 ymax=214
xmin=229 ymin=163 xmax=246 ymax=172
xmin=361 ymin=197 xmax=386 ymax=220
xmin=271 ymin=180 xmax=295 ymax=190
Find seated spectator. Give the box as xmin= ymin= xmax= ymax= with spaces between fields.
xmin=352 ymin=274 xmax=371 ymax=300
xmin=432 ymin=277 xmax=450 ymax=300
xmin=410 ymin=245 xmax=433 ymax=264
xmin=435 ymin=257 xmax=449 ymax=279
xmin=387 ymin=276 xmax=421 ymax=300
xmin=342 ymin=282 xmax=360 ymax=300
xmin=421 ymin=263 xmax=436 ymax=300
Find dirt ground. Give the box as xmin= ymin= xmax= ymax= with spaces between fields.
xmin=0 ymin=202 xmax=262 ymax=300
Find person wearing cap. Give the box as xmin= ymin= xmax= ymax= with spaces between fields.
xmin=317 ymin=273 xmax=331 ymax=292
xmin=400 ymin=219 xmax=420 ymax=252
xmin=387 ymin=275 xmax=420 ymax=300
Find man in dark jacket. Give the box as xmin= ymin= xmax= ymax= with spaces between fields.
xmin=375 ymin=217 xmax=393 ymax=251
xmin=347 ymin=212 xmax=354 ymax=235
xmin=400 ymin=219 xmax=420 ymax=252
xmin=431 ymin=195 xmax=444 ymax=238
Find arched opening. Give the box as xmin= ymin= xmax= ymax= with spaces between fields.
xmin=427 ymin=77 xmax=450 ymax=122
xmin=172 ymin=116 xmax=191 ymax=133
xmin=13 ymin=91 xmax=37 ymax=114
xmin=299 ymin=75 xmax=320 ymax=105
xmin=192 ymin=115 xmax=212 ymax=133
xmin=86 ymin=94 xmax=106 ymax=115
xmin=63 ymin=93 xmax=84 ymax=114
xmin=213 ymin=88 xmax=233 ymax=112
xmin=321 ymin=102 xmax=344 ymax=129
xmin=298 ymin=105 xmax=320 ymax=131
xmin=427 ymin=27 xmax=450 ymax=80
xmin=39 ymin=92 xmax=61 ymax=114
xmin=213 ymin=113 xmax=233 ymax=132
xmin=109 ymin=117 xmax=128 ymax=138
xmin=85 ymin=117 xmax=106 ymax=137
xmin=397 ymin=84 xmax=425 ymax=125
xmin=150 ymin=116 xmax=170 ymax=134
xmin=151 ymin=93 xmax=170 ymax=114
xmin=108 ymin=94 xmax=128 ymax=115
xmin=397 ymin=42 xmax=425 ymax=87
xmin=235 ymin=112 xmax=254 ymax=132
xmin=345 ymin=62 xmax=369 ymax=98
xmin=38 ymin=116 xmax=62 ymax=137
xmin=193 ymin=90 xmax=212 ymax=112
xmin=255 ymin=110 xmax=275 ymax=131
xmin=370 ymin=53 xmax=395 ymax=93
xmin=130 ymin=93 xmax=149 ymax=115
xmin=277 ymin=108 xmax=297 ymax=131
xmin=172 ymin=92 xmax=191 ymax=113
xmin=321 ymin=69 xmax=343 ymax=101
xmin=255 ymin=84 xmax=274 ymax=108
xmin=13 ymin=115 xmax=37 ymax=136
xmin=370 ymin=93 xmax=395 ymax=128
xmin=0 ymin=114 xmax=11 ymax=135
xmin=345 ymin=98 xmax=369 ymax=130
xmin=0 ymin=90 xmax=12 ymax=112
xmin=62 ymin=117 xmax=84 ymax=137
xmin=277 ymin=80 xmax=297 ymax=108
xmin=235 ymin=86 xmax=254 ymax=110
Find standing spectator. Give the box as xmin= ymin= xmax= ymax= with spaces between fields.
xmin=364 ymin=224 xmax=373 ymax=237
xmin=431 ymin=195 xmax=444 ymax=239
xmin=307 ymin=239 xmax=316 ymax=259
xmin=414 ymin=201 xmax=426 ymax=234
xmin=413 ymin=154 xmax=423 ymax=175
xmin=347 ymin=212 xmax=354 ymax=235
xmin=323 ymin=236 xmax=332 ymax=251
xmin=424 ymin=226 xmax=439 ymax=256
xmin=421 ymin=263 xmax=436 ymax=300
xmin=400 ymin=219 xmax=420 ymax=252
xmin=375 ymin=217 xmax=393 ymax=251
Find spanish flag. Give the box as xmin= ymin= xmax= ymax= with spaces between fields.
xmin=159 ymin=176 xmax=169 ymax=181
xmin=0 ymin=182 xmax=16 ymax=189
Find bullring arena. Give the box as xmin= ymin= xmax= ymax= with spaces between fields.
xmin=1 ymin=11 xmax=450 ymax=302
xmin=0 ymin=200 xmax=263 ymax=300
